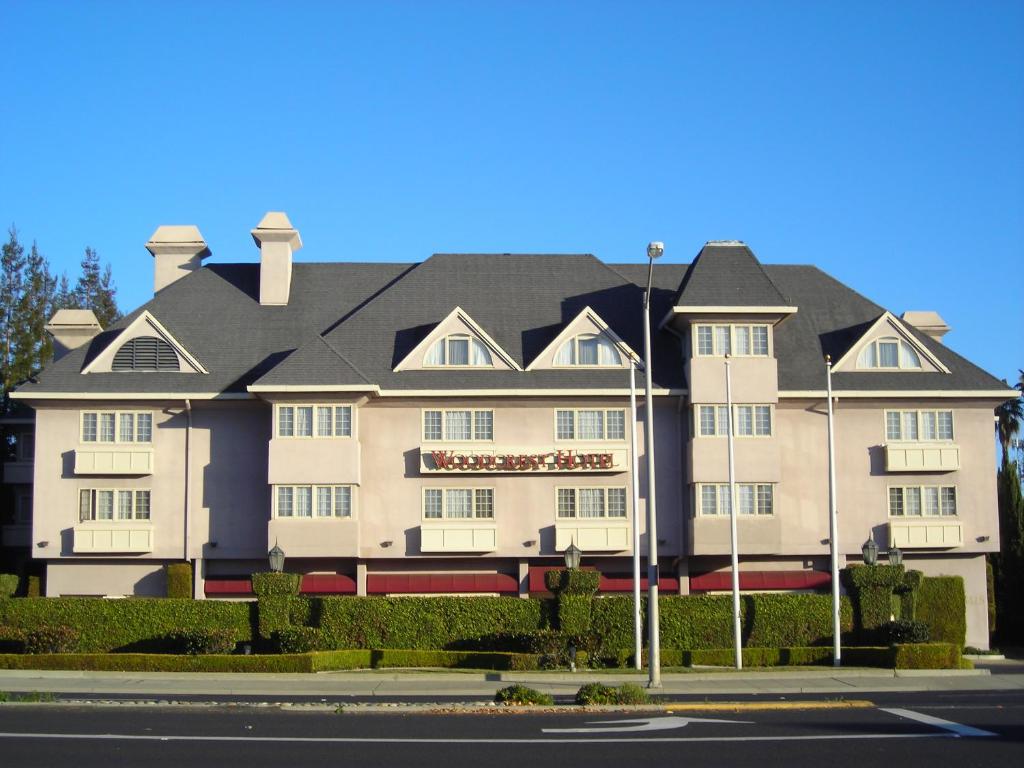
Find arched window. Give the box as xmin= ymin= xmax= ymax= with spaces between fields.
xmin=554 ymin=334 xmax=621 ymax=366
xmin=424 ymin=335 xmax=493 ymax=367
xmin=112 ymin=336 xmax=180 ymax=371
xmin=857 ymin=336 xmax=921 ymax=370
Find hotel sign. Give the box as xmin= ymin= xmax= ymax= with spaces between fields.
xmin=421 ymin=447 xmax=627 ymax=474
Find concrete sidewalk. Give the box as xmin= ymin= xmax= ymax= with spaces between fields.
xmin=2 ymin=666 xmax=1022 ymax=700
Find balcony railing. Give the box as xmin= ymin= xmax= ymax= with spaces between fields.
xmin=74 ymin=448 xmax=153 ymax=475
xmin=888 ymin=518 xmax=963 ymax=549
xmin=73 ymin=524 xmax=154 ymax=553
xmin=420 ymin=524 xmax=497 ymax=553
xmin=885 ymin=442 xmax=960 ymax=472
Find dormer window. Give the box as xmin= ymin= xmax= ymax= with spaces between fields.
xmin=694 ymin=324 xmax=769 ymax=357
xmin=554 ymin=334 xmax=621 ymax=367
xmin=424 ymin=334 xmax=493 ymax=367
xmin=112 ymin=336 xmax=180 ymax=371
xmin=858 ymin=337 xmax=921 ymax=369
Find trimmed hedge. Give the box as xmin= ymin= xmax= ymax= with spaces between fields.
xmin=372 ymin=649 xmax=544 ymax=670
xmin=258 ymin=595 xmax=291 ymax=640
xmin=252 ymin=572 xmax=301 ymax=597
xmin=891 ymin=643 xmax=967 ymax=670
xmin=0 ymin=598 xmax=255 ymax=653
xmin=0 ymin=574 xmax=18 ymax=599
xmin=165 ymin=563 xmax=192 ymax=599
xmin=0 ymin=650 xmax=373 ymax=673
xmin=557 ymin=594 xmax=593 ymax=635
xmin=313 ymin=596 xmax=544 ymax=650
xmin=917 ymin=576 xmax=966 ymax=647
xmin=26 ymin=576 xmax=41 ymax=598
xmin=545 ymin=569 xmax=600 ymax=595
xmin=590 ymin=596 xmax=638 ymax=654
xmin=842 ymin=565 xmax=906 ymax=643
xmin=642 ymin=644 xmax=962 ymax=669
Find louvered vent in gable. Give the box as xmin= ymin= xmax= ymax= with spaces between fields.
xmin=112 ymin=336 xmax=181 ymax=371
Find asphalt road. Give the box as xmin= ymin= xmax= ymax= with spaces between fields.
xmin=1 ymin=691 xmax=1022 ymax=768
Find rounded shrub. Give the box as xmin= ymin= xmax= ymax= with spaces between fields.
xmin=494 ymin=684 xmax=554 ymax=706
xmin=575 ymin=681 xmax=650 ymax=705
xmin=885 ymin=620 xmax=930 ymax=644
xmin=164 ymin=628 xmax=237 ymax=655
xmin=24 ymin=625 xmax=79 ymax=654
xmin=165 ymin=563 xmax=193 ymax=599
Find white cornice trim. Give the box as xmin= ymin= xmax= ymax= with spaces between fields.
xmin=247 ymin=384 xmax=381 ymax=393
xmin=525 ymin=306 xmax=641 ymax=371
xmin=393 ymin=306 xmax=523 ymax=372
xmin=832 ymin=311 xmax=951 ymax=374
xmin=671 ymin=305 xmax=798 ymax=315
xmin=80 ymin=310 xmax=209 ymax=375
xmin=778 ymin=389 xmax=1018 ymax=400
xmin=376 ymin=388 xmax=686 ymax=397
xmin=11 ymin=391 xmax=251 ymax=401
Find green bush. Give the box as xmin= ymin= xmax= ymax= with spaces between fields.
xmin=275 ymin=626 xmax=323 ymax=653
xmin=494 ymin=684 xmax=553 ymax=706
xmin=590 ymin=596 xmax=638 ymax=655
xmin=0 ymin=625 xmax=24 ymax=653
xmin=257 ymin=595 xmax=292 ymax=639
xmin=917 ymin=577 xmax=966 ymax=647
xmin=164 ymin=628 xmax=237 ymax=655
xmin=557 ymin=594 xmax=593 ymax=634
xmin=842 ymin=565 xmax=906 ymax=643
xmin=0 ymin=574 xmax=18 ymax=599
xmin=251 ymin=572 xmax=301 ymax=597
xmin=0 ymin=598 xmax=254 ymax=653
xmin=885 ymin=620 xmax=930 ymax=644
xmin=575 ymin=682 xmax=649 ymax=705
xmin=165 ymin=563 xmax=192 ymax=599
xmin=26 ymin=576 xmax=40 ymax=598
xmin=986 ymin=558 xmax=996 ymax=637
xmin=314 ymin=596 xmax=544 ymax=650
xmin=24 ymin=626 xmax=79 ymax=654
xmin=545 ymin=569 xmax=600 ymax=595
xmin=892 ymin=643 xmax=964 ymax=669
xmin=898 ymin=570 xmax=924 ymax=621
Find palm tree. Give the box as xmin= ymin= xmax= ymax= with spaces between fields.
xmin=996 ymin=369 xmax=1024 ymax=465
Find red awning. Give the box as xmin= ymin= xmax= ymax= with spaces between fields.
xmin=204 ymin=577 xmax=253 ymax=596
xmin=300 ymin=574 xmax=357 ymax=595
xmin=689 ymin=570 xmax=831 ymax=592
xmin=366 ymin=573 xmax=519 ymax=594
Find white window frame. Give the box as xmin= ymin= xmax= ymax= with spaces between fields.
xmin=884 ymin=409 xmax=954 ymax=441
xmin=422 ymin=409 xmax=494 ymax=442
xmin=80 ymin=411 xmax=154 ymax=444
xmin=273 ymin=484 xmax=356 ymax=518
xmin=857 ymin=336 xmax=923 ymax=370
xmin=887 ymin=485 xmax=957 ymax=517
xmin=695 ymin=404 xmax=773 ymax=437
xmin=553 ymin=333 xmax=622 ymax=367
xmin=695 ymin=483 xmax=775 ymax=516
xmin=554 ymin=486 xmax=629 ymax=519
xmin=275 ymin=404 xmax=355 ymax=439
xmin=421 ymin=487 xmax=495 ymax=520
xmin=424 ymin=334 xmax=494 ymax=368
xmin=693 ymin=324 xmax=771 ymax=358
xmin=78 ymin=488 xmax=152 ymax=522
xmin=553 ymin=408 xmax=628 ymax=441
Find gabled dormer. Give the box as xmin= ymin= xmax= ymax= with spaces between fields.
xmin=81 ymin=310 xmax=208 ymax=374
xmin=527 ymin=306 xmax=639 ymax=371
xmin=393 ymin=307 xmax=521 ymax=372
xmin=833 ymin=311 xmax=950 ymax=374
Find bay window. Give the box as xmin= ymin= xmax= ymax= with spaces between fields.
xmin=276 ymin=405 xmax=353 ymax=438
xmin=275 ymin=485 xmax=354 ymax=518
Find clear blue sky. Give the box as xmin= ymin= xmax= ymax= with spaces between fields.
xmin=1 ymin=1 xmax=1021 ymax=384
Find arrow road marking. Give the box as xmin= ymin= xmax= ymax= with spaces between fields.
xmin=881 ymin=708 xmax=997 ymax=738
xmin=542 ymin=716 xmax=750 ymax=734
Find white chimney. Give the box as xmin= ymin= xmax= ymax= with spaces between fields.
xmin=45 ymin=309 xmax=103 ymax=361
xmin=145 ymin=225 xmax=210 ymax=294
xmin=251 ymin=212 xmax=302 ymax=306
xmin=901 ymin=311 xmax=951 ymax=344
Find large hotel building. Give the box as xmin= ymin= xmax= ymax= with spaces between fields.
xmin=3 ymin=213 xmax=1013 ymax=648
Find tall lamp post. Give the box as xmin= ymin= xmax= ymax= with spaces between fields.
xmin=643 ymin=240 xmax=664 ymax=688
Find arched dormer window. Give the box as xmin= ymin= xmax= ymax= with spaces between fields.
xmin=112 ymin=336 xmax=181 ymax=371
xmin=554 ymin=333 xmax=621 ymax=367
xmin=857 ymin=336 xmax=921 ymax=370
xmin=424 ymin=334 xmax=493 ymax=367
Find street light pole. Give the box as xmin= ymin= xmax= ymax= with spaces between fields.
xmin=725 ymin=357 xmax=742 ymax=670
xmin=643 ymin=240 xmax=663 ymax=688
xmin=629 ymin=357 xmax=642 ymax=670
xmin=826 ymin=355 xmax=842 ymax=667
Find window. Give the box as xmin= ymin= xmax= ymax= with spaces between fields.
xmin=112 ymin=336 xmax=180 ymax=371
xmin=275 ymin=485 xmax=354 ymax=518
xmin=555 ymin=487 xmax=627 ymax=518
xmin=694 ymin=325 xmax=770 ymax=357
xmin=697 ymin=483 xmax=774 ymax=516
xmin=554 ymin=334 xmax=621 ymax=366
xmin=276 ymin=405 xmax=353 ymax=438
xmin=423 ymin=410 xmax=494 ymax=441
xmin=79 ymin=489 xmax=151 ymax=522
xmin=885 ymin=410 xmax=954 ymax=441
xmin=888 ymin=486 xmax=957 ymax=517
xmin=555 ymin=409 xmax=627 ymax=440
xmin=422 ymin=488 xmax=494 ymax=519
xmin=425 ymin=334 xmax=493 ymax=367
xmin=80 ymin=412 xmax=153 ymax=444
xmin=696 ymin=405 xmax=772 ymax=437
xmin=15 ymin=494 xmax=32 ymax=524
xmin=857 ymin=337 xmax=922 ymax=369
xmin=16 ymin=432 xmax=34 ymax=462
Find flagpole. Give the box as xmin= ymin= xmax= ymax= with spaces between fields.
xmin=725 ymin=356 xmax=742 ymax=670
xmin=826 ymin=354 xmax=841 ymax=666
xmin=629 ymin=357 xmax=642 ymax=670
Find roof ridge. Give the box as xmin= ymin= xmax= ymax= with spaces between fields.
xmin=315 ymin=334 xmax=373 ymax=385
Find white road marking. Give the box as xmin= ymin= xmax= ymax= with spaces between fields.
xmin=0 ymin=731 xmax=956 ymax=744
xmin=543 ymin=716 xmax=749 ymax=733
xmin=881 ymin=708 xmax=997 ymax=738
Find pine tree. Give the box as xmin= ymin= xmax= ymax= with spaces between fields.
xmin=994 ymin=460 xmax=1024 ymax=641
xmin=11 ymin=242 xmax=57 ymax=378
xmin=0 ymin=226 xmax=26 ymax=396
xmin=74 ymin=246 xmax=120 ymax=327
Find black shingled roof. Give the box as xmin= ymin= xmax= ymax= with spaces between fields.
xmin=675 ymin=242 xmax=790 ymax=308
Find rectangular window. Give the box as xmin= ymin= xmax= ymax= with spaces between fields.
xmin=448 ymin=337 xmax=470 ymax=366
xmin=752 ymin=326 xmax=769 ymax=355
xmin=276 ymin=405 xmax=354 ymax=438
xmin=335 ymin=406 xmax=353 ymax=437
xmin=557 ymin=488 xmax=576 ymax=518
xmin=82 ymin=411 xmax=156 ymax=443
xmin=424 ymin=410 xmax=443 ymax=441
xmin=445 ymin=410 xmax=472 ymax=440
xmin=317 ymin=407 xmax=333 ymax=437
xmin=886 ymin=411 xmax=902 ymax=441
xmin=694 ymin=325 xmax=770 ymax=357
xmin=422 ymin=487 xmax=494 ymax=519
xmin=734 ymin=325 xmax=751 ymax=356
xmin=99 ymin=413 xmax=116 ymax=442
xmin=905 ymin=487 xmax=922 ymax=516
xmin=82 ymin=413 xmax=97 ymax=442
xmin=294 ymin=486 xmax=312 ymax=517
xmin=474 ymin=488 xmax=494 ymax=519
xmin=697 ymin=326 xmax=714 ymax=356
xmin=696 ymin=405 xmax=771 ymax=437
xmin=278 ymin=406 xmax=294 ymax=437
xmin=334 ymin=486 xmax=352 ymax=517
xmin=422 ymin=410 xmax=493 ymax=441
xmin=607 ymin=488 xmax=627 ymax=518
xmin=276 ymin=485 xmax=354 ymax=518
xmin=902 ymin=411 xmax=918 ymax=440
xmin=446 ymin=489 xmax=473 ymax=519
xmin=316 ymin=486 xmax=332 ymax=517
xmin=714 ymin=325 xmax=732 ymax=356
xmin=754 ymin=406 xmax=772 ymax=436
xmin=473 ymin=410 xmax=493 ymax=441
xmin=119 ymin=413 xmax=134 ymax=443
xmin=941 ymin=487 xmax=957 ymax=516
xmin=735 ymin=406 xmax=754 ymax=436
xmin=879 ymin=341 xmax=900 ymax=367
xmin=78 ymin=488 xmax=151 ymax=522
xmin=578 ymin=488 xmax=605 ymax=518
xmin=697 ymin=483 xmax=773 ymax=515
xmin=424 ymin=488 xmax=443 ymax=519
xmin=885 ymin=410 xmax=954 ymax=441
xmin=277 ymin=486 xmax=294 ymax=517
xmin=295 ymin=407 xmax=313 ymax=437
xmin=699 ymin=406 xmax=716 ymax=436
xmin=556 ymin=487 xmax=627 ymax=519
xmin=555 ymin=409 xmax=627 ymax=440
xmin=137 ymin=414 xmax=152 ymax=443
xmin=889 ymin=487 xmax=904 ymax=516
xmin=924 ymin=486 xmax=940 ymax=516
xmin=889 ymin=486 xmax=957 ymax=517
